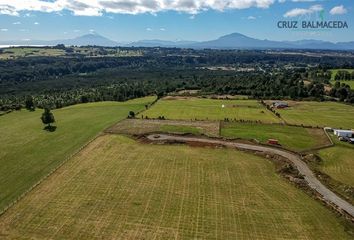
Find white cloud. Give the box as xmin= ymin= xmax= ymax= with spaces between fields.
xmin=146 ymin=27 xmax=152 ymax=31
xmin=284 ymin=4 xmax=323 ymax=18
xmin=0 ymin=28 xmax=8 ymax=31
xmin=34 ymin=22 xmax=39 ymax=25
xmin=0 ymin=0 xmax=276 ymax=17
xmin=247 ymin=16 xmax=256 ymax=20
xmin=330 ymin=5 xmax=347 ymax=15
xmin=160 ymin=28 xmax=165 ymax=31
xmin=13 ymin=21 xmax=21 ymax=25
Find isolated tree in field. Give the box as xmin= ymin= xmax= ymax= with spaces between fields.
xmin=128 ymin=111 xmax=135 ymax=118
xmin=25 ymin=96 xmax=35 ymax=111
xmin=41 ymin=108 xmax=55 ymax=127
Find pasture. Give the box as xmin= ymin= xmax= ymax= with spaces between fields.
xmin=0 ymin=97 xmax=155 ymax=211
xmin=140 ymin=97 xmax=280 ymax=123
xmin=318 ymin=137 xmax=354 ymax=187
xmin=221 ymin=122 xmax=330 ymax=151
xmin=276 ymin=101 xmax=354 ymax=129
xmin=0 ymin=47 xmax=65 ymax=59
xmin=0 ymin=134 xmax=351 ymax=239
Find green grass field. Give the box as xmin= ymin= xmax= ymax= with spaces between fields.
xmin=0 ymin=97 xmax=155 ymax=211
xmin=221 ymin=122 xmax=330 ymax=151
xmin=330 ymin=80 xmax=354 ymax=89
xmin=141 ymin=98 xmax=280 ymax=123
xmin=0 ymin=47 xmax=65 ymax=59
xmin=277 ymin=101 xmax=354 ymax=129
xmin=318 ymin=136 xmax=354 ymax=187
xmin=0 ymin=134 xmax=351 ymax=239
xmin=330 ymin=69 xmax=354 ymax=80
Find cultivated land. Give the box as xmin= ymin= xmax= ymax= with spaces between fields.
xmin=0 ymin=47 xmax=65 ymax=59
xmin=221 ymin=122 xmax=330 ymax=151
xmin=140 ymin=98 xmax=280 ymax=123
xmin=275 ymin=101 xmax=354 ymax=129
xmin=107 ymin=119 xmax=220 ymax=137
xmin=0 ymin=96 xmax=155 ymax=211
xmin=0 ymin=134 xmax=351 ymax=239
xmin=318 ymin=136 xmax=354 ymax=187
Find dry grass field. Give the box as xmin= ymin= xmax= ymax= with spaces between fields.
xmin=107 ymin=119 xmax=220 ymax=136
xmin=0 ymin=135 xmax=351 ymax=239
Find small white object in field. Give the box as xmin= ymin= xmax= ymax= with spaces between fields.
xmin=222 ymin=105 xmax=225 ymax=108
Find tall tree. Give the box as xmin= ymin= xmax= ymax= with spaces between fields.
xmin=41 ymin=108 xmax=55 ymax=127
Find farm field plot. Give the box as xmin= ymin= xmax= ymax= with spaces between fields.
xmin=107 ymin=119 xmax=220 ymax=136
xmin=140 ymin=98 xmax=280 ymax=123
xmin=0 ymin=96 xmax=155 ymax=211
xmin=318 ymin=137 xmax=354 ymax=187
xmin=0 ymin=47 xmax=65 ymax=59
xmin=0 ymin=134 xmax=351 ymax=239
xmin=276 ymin=101 xmax=354 ymax=129
xmin=221 ymin=122 xmax=330 ymax=151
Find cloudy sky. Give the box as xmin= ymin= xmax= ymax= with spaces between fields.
xmin=0 ymin=0 xmax=352 ymax=42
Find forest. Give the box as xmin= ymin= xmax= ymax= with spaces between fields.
xmin=1 ymin=47 xmax=354 ymax=112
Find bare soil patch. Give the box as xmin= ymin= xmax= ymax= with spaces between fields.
xmin=106 ymin=119 xmax=220 ymax=137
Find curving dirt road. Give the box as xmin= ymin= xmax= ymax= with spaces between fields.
xmin=147 ymin=134 xmax=354 ymax=218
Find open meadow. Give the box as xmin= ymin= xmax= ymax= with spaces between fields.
xmin=276 ymin=101 xmax=354 ymax=129
xmin=140 ymin=97 xmax=280 ymax=123
xmin=0 ymin=47 xmax=65 ymax=59
xmin=0 ymin=97 xmax=155 ymax=211
xmin=221 ymin=122 xmax=330 ymax=151
xmin=0 ymin=134 xmax=351 ymax=239
xmin=318 ymin=136 xmax=354 ymax=187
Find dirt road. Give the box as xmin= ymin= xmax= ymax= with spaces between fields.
xmin=147 ymin=134 xmax=354 ymax=218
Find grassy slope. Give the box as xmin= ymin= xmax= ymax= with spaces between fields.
xmin=0 ymin=134 xmax=351 ymax=239
xmin=278 ymin=101 xmax=354 ymax=129
xmin=318 ymin=136 xmax=354 ymax=187
xmin=141 ymin=98 xmax=280 ymax=123
xmin=221 ymin=122 xmax=328 ymax=151
xmin=330 ymin=69 xmax=354 ymax=89
xmin=0 ymin=97 xmax=155 ymax=211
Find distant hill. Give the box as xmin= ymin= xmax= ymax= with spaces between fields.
xmin=1 ymin=32 xmax=354 ymax=50
xmin=0 ymin=33 xmax=120 ymax=47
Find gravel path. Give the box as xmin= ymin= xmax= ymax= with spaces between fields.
xmin=147 ymin=134 xmax=354 ymax=218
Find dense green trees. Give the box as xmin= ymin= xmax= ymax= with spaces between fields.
xmin=0 ymin=48 xmax=353 ymax=111
xmin=41 ymin=108 xmax=55 ymax=128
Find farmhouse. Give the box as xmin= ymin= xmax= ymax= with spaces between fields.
xmin=334 ymin=129 xmax=354 ymax=138
xmin=272 ymin=101 xmax=289 ymax=109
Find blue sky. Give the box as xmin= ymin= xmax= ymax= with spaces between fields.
xmin=0 ymin=0 xmax=352 ymax=42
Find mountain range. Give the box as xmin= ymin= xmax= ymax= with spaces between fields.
xmin=1 ymin=32 xmax=354 ymax=50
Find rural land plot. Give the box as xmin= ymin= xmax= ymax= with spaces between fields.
xmin=221 ymin=122 xmax=330 ymax=151
xmin=318 ymin=136 xmax=354 ymax=187
xmin=107 ymin=118 xmax=220 ymax=136
xmin=0 ymin=134 xmax=351 ymax=239
xmin=140 ymin=97 xmax=281 ymax=123
xmin=0 ymin=96 xmax=155 ymax=211
xmin=274 ymin=101 xmax=354 ymax=129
